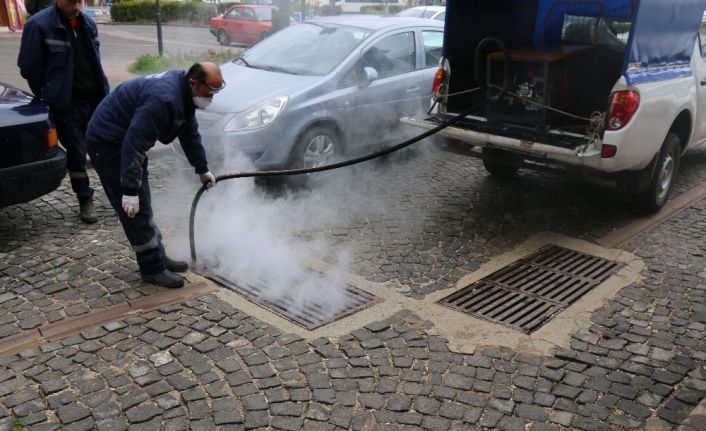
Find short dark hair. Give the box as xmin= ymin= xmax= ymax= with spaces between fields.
xmin=187 ymin=63 xmax=207 ymax=84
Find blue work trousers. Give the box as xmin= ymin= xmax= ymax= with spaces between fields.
xmin=54 ymin=103 xmax=96 ymax=201
xmin=86 ymin=141 xmax=166 ymax=275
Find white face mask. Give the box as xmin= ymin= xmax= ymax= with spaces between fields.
xmin=193 ymin=96 xmax=212 ymax=110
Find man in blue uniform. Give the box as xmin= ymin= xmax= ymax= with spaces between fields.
xmin=85 ymin=62 xmax=222 ymax=288
xmin=18 ymin=0 xmax=110 ymax=223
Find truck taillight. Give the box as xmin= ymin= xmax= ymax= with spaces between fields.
xmin=606 ymin=90 xmax=639 ymax=130
xmin=46 ymin=127 xmax=58 ymax=149
xmin=432 ymin=68 xmax=446 ymax=100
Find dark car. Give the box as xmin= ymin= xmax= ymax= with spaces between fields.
xmin=0 ymin=82 xmax=66 ymax=208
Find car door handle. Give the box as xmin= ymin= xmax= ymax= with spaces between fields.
xmin=406 ymin=87 xmax=420 ymax=93
xmin=701 ymin=79 xmax=706 ymax=86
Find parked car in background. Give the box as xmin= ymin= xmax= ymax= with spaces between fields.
xmin=335 ymin=0 xmax=408 ymax=14
xmin=191 ymin=15 xmax=444 ymax=179
xmin=395 ymin=6 xmax=445 ymax=21
xmin=210 ymin=4 xmax=277 ymax=46
xmin=0 ymin=82 xmax=65 ymax=208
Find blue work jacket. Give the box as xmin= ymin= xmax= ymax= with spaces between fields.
xmin=86 ymin=70 xmax=209 ymax=195
xmin=17 ymin=4 xmax=109 ymax=111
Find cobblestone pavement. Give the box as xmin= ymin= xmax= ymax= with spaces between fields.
xmin=2 ymin=144 xmax=706 ymax=430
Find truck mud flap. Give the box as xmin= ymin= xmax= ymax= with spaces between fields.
xmin=614 ymin=153 xmax=659 ymax=194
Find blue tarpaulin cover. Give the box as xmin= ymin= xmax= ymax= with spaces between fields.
xmin=626 ymin=0 xmax=705 ymax=84
xmin=533 ymin=0 xmax=633 ymax=46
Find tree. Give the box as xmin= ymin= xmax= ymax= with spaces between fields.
xmin=271 ymin=0 xmax=291 ymax=34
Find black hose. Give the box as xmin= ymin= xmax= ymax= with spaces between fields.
xmin=189 ymin=98 xmax=493 ymax=263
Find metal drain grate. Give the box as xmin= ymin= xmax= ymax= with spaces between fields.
xmin=439 ymin=245 xmax=623 ymax=333
xmin=203 ymin=271 xmax=379 ymax=330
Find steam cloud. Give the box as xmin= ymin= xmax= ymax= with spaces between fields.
xmin=154 ymin=124 xmax=440 ymax=321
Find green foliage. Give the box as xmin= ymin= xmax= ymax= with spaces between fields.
xmin=111 ymin=0 xmax=218 ymax=25
xmin=216 ymin=2 xmax=239 ymax=14
xmin=318 ymin=4 xmax=341 ymax=16
xmin=610 ymin=21 xmax=631 ymax=34
xmin=361 ymin=4 xmax=403 ymax=14
xmin=129 ymin=49 xmax=238 ymax=75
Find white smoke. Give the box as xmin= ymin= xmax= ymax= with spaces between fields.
xmin=155 ymin=151 xmax=355 ymax=319
xmin=153 ymin=127 xmax=441 ymax=320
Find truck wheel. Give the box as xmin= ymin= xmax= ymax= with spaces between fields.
xmin=217 ymin=30 xmax=230 ymax=46
xmin=635 ymin=132 xmax=681 ymax=212
xmin=482 ymin=148 xmax=520 ymax=177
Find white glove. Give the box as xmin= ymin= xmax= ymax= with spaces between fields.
xmin=199 ymin=171 xmax=216 ymax=188
xmin=122 ymin=195 xmax=139 ymax=218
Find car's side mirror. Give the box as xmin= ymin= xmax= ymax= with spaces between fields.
xmin=359 ymin=67 xmax=378 ymax=88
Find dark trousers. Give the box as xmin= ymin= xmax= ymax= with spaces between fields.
xmin=86 ymin=142 xmax=166 ymax=275
xmin=54 ymin=103 xmax=96 ymax=202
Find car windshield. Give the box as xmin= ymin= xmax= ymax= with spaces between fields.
xmin=238 ymin=23 xmax=373 ymax=76
xmin=254 ymin=7 xmax=272 ymax=21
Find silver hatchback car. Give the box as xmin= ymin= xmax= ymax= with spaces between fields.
xmin=194 ymin=15 xmax=444 ymax=173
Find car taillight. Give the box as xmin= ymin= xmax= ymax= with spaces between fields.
xmin=46 ymin=127 xmax=58 ymax=149
xmin=601 ymin=144 xmax=617 ymax=158
xmin=432 ymin=67 xmax=446 ymax=100
xmin=606 ymin=90 xmax=639 ymax=130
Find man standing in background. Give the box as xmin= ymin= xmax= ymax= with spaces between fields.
xmin=24 ymin=0 xmax=54 ymax=15
xmin=18 ymin=0 xmax=110 ymax=223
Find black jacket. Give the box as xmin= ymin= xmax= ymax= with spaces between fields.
xmin=85 ymin=71 xmax=209 ymax=195
xmin=17 ymin=4 xmax=109 ymax=111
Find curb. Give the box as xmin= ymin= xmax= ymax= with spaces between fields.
xmin=0 ymin=31 xmax=20 ymax=39
xmin=678 ymin=397 xmax=706 ymax=431
xmin=0 ymin=281 xmax=216 ymax=357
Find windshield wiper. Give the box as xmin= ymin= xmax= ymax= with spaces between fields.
xmin=266 ymin=65 xmax=302 ymax=75
xmin=234 ymin=57 xmax=250 ymax=67
xmin=248 ymin=64 xmax=301 ymax=75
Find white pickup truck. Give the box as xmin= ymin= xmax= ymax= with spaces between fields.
xmin=402 ymin=0 xmax=706 ymax=211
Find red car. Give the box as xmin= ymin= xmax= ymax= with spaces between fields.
xmin=210 ymin=5 xmax=277 ymax=46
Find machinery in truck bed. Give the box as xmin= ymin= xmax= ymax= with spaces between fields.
xmin=402 ymin=0 xmax=706 ymax=211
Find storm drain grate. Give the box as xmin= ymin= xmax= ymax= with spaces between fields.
xmin=439 ymin=245 xmax=623 ymax=333
xmin=203 ymin=271 xmax=380 ymax=330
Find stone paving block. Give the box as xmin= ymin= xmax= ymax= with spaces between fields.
xmin=63 ymin=416 xmax=95 ymax=431
xmin=57 ymin=403 xmax=92 ymax=424
xmin=480 ymin=408 xmax=503 ymax=428
xmin=6 ymin=162 xmax=706 ymax=431
xmin=244 ymin=410 xmax=270 ymax=429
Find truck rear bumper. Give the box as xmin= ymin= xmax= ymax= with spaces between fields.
xmin=400 ymin=115 xmax=602 ymax=169
xmin=401 ymin=115 xmax=657 ymax=193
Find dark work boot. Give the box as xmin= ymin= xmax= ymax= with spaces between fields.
xmin=141 ymin=269 xmax=184 ymax=288
xmin=164 ymin=256 xmax=189 ymax=273
xmin=79 ymin=199 xmax=98 ymax=224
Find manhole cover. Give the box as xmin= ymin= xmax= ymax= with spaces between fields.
xmin=439 ymin=245 xmax=623 ymax=333
xmin=202 ymin=271 xmax=380 ymax=330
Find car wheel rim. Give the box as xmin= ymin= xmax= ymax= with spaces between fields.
xmin=656 ymin=152 xmax=674 ymax=202
xmin=303 ymin=135 xmax=335 ymax=170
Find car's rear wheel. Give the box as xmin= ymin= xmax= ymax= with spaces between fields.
xmin=482 ymin=148 xmax=520 ymax=177
xmin=217 ymin=30 xmax=230 ymax=46
xmin=260 ymin=31 xmax=269 ymax=41
xmin=287 ymin=126 xmax=342 ymax=187
xmin=634 ymin=132 xmax=681 ymax=212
